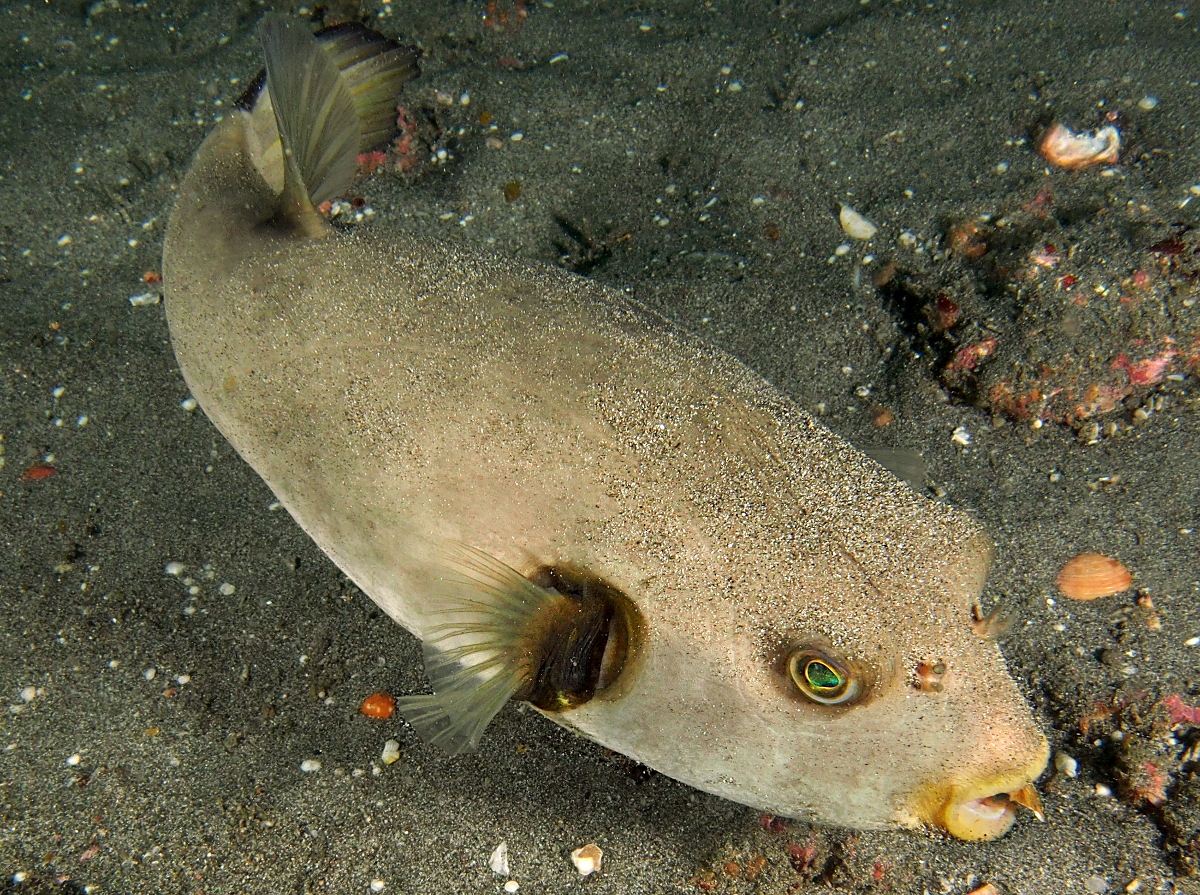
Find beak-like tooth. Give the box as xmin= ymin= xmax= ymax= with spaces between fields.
xmin=1008 ymin=784 xmax=1045 ymax=821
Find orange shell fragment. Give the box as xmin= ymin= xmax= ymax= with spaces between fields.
xmin=1056 ymin=553 xmax=1132 ymax=601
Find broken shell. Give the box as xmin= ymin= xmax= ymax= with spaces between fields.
xmin=570 ymin=843 xmax=603 ymax=876
xmin=839 ymin=203 xmax=878 ymax=240
xmin=488 ymin=841 xmax=510 ymax=876
xmin=1056 ymin=553 xmax=1132 ymax=601
xmin=1039 ymin=122 xmax=1120 ymax=170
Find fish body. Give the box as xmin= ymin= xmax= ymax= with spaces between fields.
xmin=163 ymin=17 xmax=1047 ymax=839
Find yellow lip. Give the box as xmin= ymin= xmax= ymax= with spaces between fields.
xmin=937 ymin=784 xmax=1044 ymax=840
xmin=908 ymin=742 xmax=1050 ymax=840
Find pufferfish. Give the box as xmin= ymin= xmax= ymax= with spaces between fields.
xmin=162 ymin=15 xmax=1048 ymax=840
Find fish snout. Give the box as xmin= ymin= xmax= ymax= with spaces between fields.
xmin=909 ymin=731 xmax=1050 ymax=840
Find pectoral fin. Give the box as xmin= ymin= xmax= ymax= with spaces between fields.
xmin=398 ymin=544 xmax=642 ymax=755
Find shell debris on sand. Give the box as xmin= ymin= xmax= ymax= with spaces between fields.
xmin=359 ymin=691 xmax=397 ymax=719
xmin=838 ymin=203 xmax=878 ymax=240
xmin=1056 ymin=553 xmax=1132 ymax=601
xmin=1038 ymin=122 xmax=1120 ymax=170
xmin=380 ymin=739 xmax=401 ymax=765
xmin=488 ymin=841 xmax=510 ymax=876
xmin=570 ymin=843 xmax=603 ymax=876
xmin=966 ymin=885 xmax=999 ymax=895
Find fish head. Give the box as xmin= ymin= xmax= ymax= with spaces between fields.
xmin=556 ymin=526 xmax=1049 ymax=840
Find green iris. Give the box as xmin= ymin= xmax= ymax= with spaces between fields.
xmin=787 ymin=648 xmax=863 ymax=706
xmin=804 ymin=660 xmax=843 ymax=692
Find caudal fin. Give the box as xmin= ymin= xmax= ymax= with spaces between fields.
xmin=250 ymin=15 xmax=419 ymax=232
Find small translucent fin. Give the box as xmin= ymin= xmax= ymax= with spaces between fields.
xmin=314 ymin=23 xmax=420 ymax=151
xmin=970 ymin=600 xmax=1018 ymax=639
xmin=864 ymin=446 xmax=927 ymax=491
xmin=1008 ymin=784 xmax=1045 ymax=821
xmin=397 ymin=543 xmax=561 ymax=755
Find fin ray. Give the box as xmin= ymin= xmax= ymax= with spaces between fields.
xmin=396 ymin=543 xmax=560 ymax=754
xmin=260 ymin=15 xmax=359 ymax=214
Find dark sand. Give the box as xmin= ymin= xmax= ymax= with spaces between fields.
xmin=2 ymin=1 xmax=1198 ymax=893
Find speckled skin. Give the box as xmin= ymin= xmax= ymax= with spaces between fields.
xmin=163 ymin=109 xmax=1048 ymax=836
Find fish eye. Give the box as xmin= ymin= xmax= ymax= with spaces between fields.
xmin=787 ymin=649 xmax=863 ymax=706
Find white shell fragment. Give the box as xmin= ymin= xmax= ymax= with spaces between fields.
xmin=570 ymin=842 xmax=603 ymax=876
xmin=1054 ymin=751 xmax=1079 ymax=778
xmin=1038 ymin=123 xmax=1120 ymax=170
xmin=488 ymin=841 xmax=510 ymax=876
xmin=380 ymin=738 xmax=401 ymax=765
xmin=839 ymin=203 xmax=878 ymax=240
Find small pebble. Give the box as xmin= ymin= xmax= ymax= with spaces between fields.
xmin=369 ymin=880 xmax=386 ymax=893
xmin=165 ymin=561 xmax=186 ymax=576
xmin=1086 ymin=875 xmax=1109 ymax=894
xmin=503 ymin=882 xmax=519 ymax=894
xmin=66 ymin=753 xmax=82 ymax=766
xmin=1055 ymin=751 xmax=1078 ymax=778
xmin=300 ymin=758 xmax=322 ymax=773
xmin=218 ymin=582 xmax=236 ymax=596
xmin=19 ymin=686 xmax=37 ymax=703
xmin=180 ymin=397 xmax=198 ymax=412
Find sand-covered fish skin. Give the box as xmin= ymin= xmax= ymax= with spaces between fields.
xmin=162 ymin=15 xmax=1048 ymax=840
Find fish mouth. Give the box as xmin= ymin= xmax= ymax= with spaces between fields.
xmin=909 ymin=749 xmax=1050 ymax=840
xmin=933 ymin=783 xmax=1044 ymax=840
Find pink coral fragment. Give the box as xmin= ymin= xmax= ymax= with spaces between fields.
xmin=1163 ymin=694 xmax=1200 ymax=727
xmin=1111 ymin=349 xmax=1176 ymax=386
